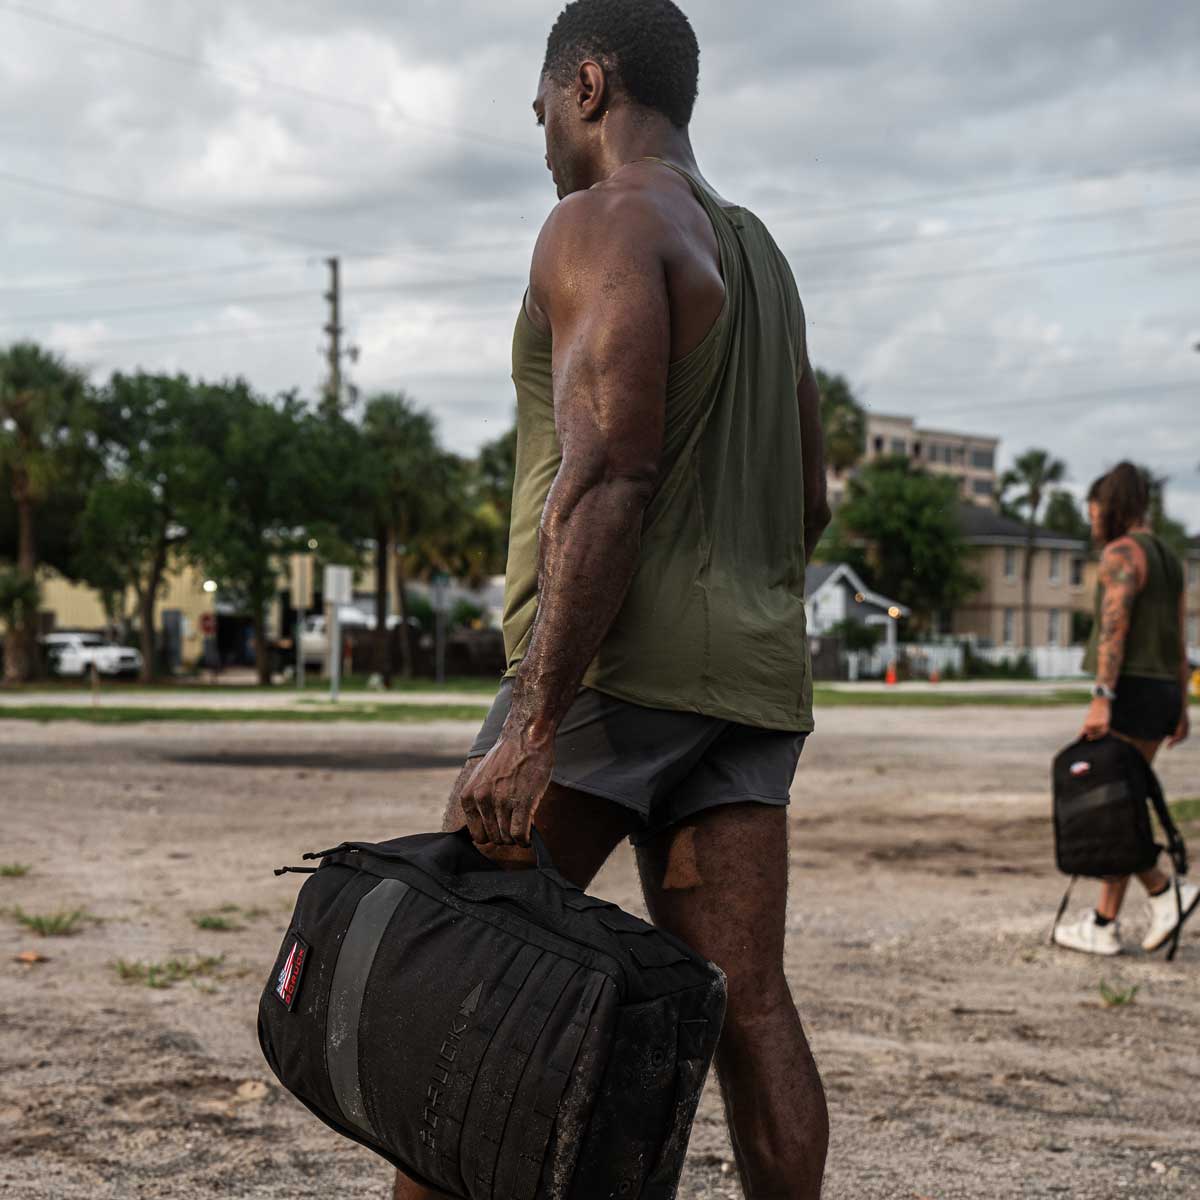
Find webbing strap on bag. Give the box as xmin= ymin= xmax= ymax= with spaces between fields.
xmin=1144 ymin=762 xmax=1188 ymax=962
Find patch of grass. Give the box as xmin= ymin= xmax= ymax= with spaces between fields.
xmin=114 ymin=954 xmax=226 ymax=989
xmin=812 ymin=687 xmax=1091 ymax=708
xmin=1099 ymin=980 xmax=1140 ymax=1009
xmin=0 ymin=863 xmax=31 ymax=878
xmin=10 ymin=906 xmax=88 ymax=936
xmin=0 ymin=702 xmax=490 ymax=725
xmin=1169 ymin=797 xmax=1200 ymax=825
xmin=192 ymin=913 xmax=241 ymax=932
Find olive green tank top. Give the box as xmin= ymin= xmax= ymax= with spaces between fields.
xmin=503 ymin=161 xmax=813 ymax=732
xmin=1082 ymin=532 xmax=1184 ymax=681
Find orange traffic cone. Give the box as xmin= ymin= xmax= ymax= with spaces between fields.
xmin=885 ymin=661 xmax=897 ymax=686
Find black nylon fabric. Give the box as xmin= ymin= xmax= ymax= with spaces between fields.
xmin=1052 ymin=735 xmax=1171 ymax=877
xmin=258 ymin=829 xmax=727 ymax=1200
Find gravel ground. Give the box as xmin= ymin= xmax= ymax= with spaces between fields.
xmin=1 ymin=705 xmax=1197 ymax=1199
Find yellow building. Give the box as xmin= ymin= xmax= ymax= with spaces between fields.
xmin=952 ymin=504 xmax=1092 ymax=648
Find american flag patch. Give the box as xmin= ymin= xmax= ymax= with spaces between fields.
xmin=275 ymin=934 xmax=309 ymax=1010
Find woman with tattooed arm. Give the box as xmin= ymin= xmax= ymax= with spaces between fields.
xmin=1053 ymin=462 xmax=1196 ymax=956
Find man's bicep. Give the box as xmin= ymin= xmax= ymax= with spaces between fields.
xmin=542 ymin=222 xmax=670 ymax=478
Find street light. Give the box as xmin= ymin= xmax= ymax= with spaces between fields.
xmin=307 ymin=538 xmax=319 ymax=550
xmin=202 ymin=579 xmax=218 ymax=594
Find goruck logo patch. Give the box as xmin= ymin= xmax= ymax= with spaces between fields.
xmin=275 ymin=934 xmax=309 ymax=1010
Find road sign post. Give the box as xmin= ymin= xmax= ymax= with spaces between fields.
xmin=323 ymin=565 xmax=353 ymax=703
xmin=291 ymin=554 xmax=315 ymax=691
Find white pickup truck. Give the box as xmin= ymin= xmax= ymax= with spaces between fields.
xmin=42 ymin=632 xmax=143 ymax=678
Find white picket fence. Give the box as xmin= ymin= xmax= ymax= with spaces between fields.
xmin=971 ymin=645 xmax=1087 ymax=679
xmin=847 ymin=642 xmax=1088 ymax=680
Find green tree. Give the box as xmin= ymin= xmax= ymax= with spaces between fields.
xmin=183 ymin=384 xmax=319 ymax=685
xmin=0 ymin=342 xmax=89 ymax=682
xmin=0 ymin=567 xmax=39 ymax=680
xmin=361 ymin=393 xmax=463 ymax=681
xmin=999 ymin=449 xmax=1066 ymax=647
xmin=1138 ymin=465 xmax=1190 ymax=557
xmin=80 ymin=373 xmax=207 ymax=681
xmin=814 ymin=369 xmax=865 ymax=476
xmin=823 ymin=457 xmax=980 ymax=630
xmin=1042 ymin=488 xmax=1089 ymax=541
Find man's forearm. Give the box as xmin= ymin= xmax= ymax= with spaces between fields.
xmin=507 ymin=473 xmax=652 ymax=743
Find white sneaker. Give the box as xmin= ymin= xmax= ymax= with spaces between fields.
xmin=1054 ymin=909 xmax=1122 ymax=956
xmin=1142 ymin=881 xmax=1200 ymax=953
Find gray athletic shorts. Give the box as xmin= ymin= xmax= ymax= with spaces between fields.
xmin=469 ymin=679 xmax=807 ymax=845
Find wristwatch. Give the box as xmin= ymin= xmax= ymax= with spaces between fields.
xmin=1091 ymin=683 xmax=1117 ymax=701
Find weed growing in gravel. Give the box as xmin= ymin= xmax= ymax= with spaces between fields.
xmin=193 ymin=913 xmax=241 ymax=932
xmin=10 ymin=907 xmax=88 ymax=936
xmin=114 ymin=954 xmax=226 ymax=989
xmin=1170 ymin=797 xmax=1200 ymax=825
xmin=1099 ymin=981 xmax=1140 ymax=1008
xmin=0 ymin=864 xmax=31 ymax=878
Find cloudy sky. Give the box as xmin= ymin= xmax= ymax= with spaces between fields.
xmin=2 ymin=0 xmax=1198 ymax=526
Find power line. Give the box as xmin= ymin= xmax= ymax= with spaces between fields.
xmin=0 ymin=0 xmax=537 ymax=157
xmin=59 ymin=320 xmax=317 ymax=352
xmin=0 ymin=288 xmax=316 ymax=329
xmin=917 ymin=379 xmax=1196 ymax=416
xmin=0 ymin=168 xmax=376 ymax=254
xmin=791 ymin=195 xmax=1200 ymax=260
xmin=802 ymin=236 xmax=1200 ymax=291
xmin=0 ymin=258 xmax=306 ymax=295
xmin=763 ymin=151 xmax=1200 ymax=225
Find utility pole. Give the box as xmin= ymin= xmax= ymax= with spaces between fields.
xmin=322 ymin=256 xmax=342 ymax=415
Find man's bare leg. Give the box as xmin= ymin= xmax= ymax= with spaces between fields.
xmin=637 ymin=804 xmax=828 ymax=1200
xmin=393 ymin=766 xmax=640 ymax=1200
xmin=1097 ymin=733 xmax=1167 ymax=920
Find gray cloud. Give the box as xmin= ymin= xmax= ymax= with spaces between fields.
xmin=1 ymin=0 xmax=1197 ymax=525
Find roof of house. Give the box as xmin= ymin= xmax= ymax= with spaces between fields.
xmin=956 ymin=502 xmax=1086 ymax=549
xmin=805 ymin=561 xmax=911 ymax=617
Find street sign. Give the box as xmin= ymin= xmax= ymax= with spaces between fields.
xmin=290 ymin=553 xmax=315 ymax=609
xmin=198 ymin=612 xmax=216 ymax=638
xmin=323 ymin=564 xmax=353 ymax=605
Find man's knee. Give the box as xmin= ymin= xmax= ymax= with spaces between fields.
xmin=721 ymin=964 xmax=795 ymax=1031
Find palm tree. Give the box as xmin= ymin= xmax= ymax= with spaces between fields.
xmin=0 ymin=342 xmax=87 ymax=682
xmin=1000 ymin=449 xmax=1066 ymax=648
xmin=362 ymin=393 xmax=460 ymax=681
xmin=815 ymin=369 xmax=866 ymax=477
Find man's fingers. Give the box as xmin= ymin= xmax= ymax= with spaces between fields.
xmin=508 ymin=799 xmax=534 ymax=848
xmin=459 ymin=795 xmax=487 ymax=845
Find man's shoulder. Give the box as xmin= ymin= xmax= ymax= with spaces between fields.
xmin=538 ymin=175 xmax=672 ymax=254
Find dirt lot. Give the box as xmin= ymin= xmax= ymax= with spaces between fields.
xmin=1 ymin=704 xmax=1197 ymax=1200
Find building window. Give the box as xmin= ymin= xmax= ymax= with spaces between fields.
xmin=1003 ymin=608 xmax=1015 ymax=645
xmin=1049 ymin=550 xmax=1061 ymax=584
xmin=972 ymin=478 xmax=994 ymax=497
xmin=971 ymin=448 xmax=995 ymax=470
xmin=1048 ymin=608 xmax=1060 ymax=645
xmin=890 ymin=438 xmax=907 ymax=455
xmin=1190 ymin=561 xmax=1200 ymax=588
xmin=913 ymin=441 xmax=922 ymax=458
xmin=1004 ymin=547 xmax=1017 ymax=581
xmin=1070 ymin=557 xmax=1084 ymax=588
xmin=873 ymin=436 xmax=884 ymax=454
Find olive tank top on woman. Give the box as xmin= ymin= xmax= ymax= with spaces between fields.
xmin=503 ymin=161 xmax=813 ymax=732
xmin=1083 ymin=532 xmax=1184 ymax=681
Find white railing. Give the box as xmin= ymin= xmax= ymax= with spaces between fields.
xmin=969 ymin=644 xmax=1087 ymax=679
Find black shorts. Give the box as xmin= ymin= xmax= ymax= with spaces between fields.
xmin=1111 ymin=675 xmax=1184 ymax=741
xmin=469 ymin=679 xmax=807 ymax=845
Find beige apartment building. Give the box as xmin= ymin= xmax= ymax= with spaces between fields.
xmin=951 ymin=505 xmax=1092 ymax=647
xmin=1187 ymin=537 xmax=1200 ymax=654
xmin=865 ymin=413 xmax=1000 ymax=505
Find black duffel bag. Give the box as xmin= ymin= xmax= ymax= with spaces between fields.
xmin=1050 ymin=734 xmax=1189 ymax=958
xmin=258 ymin=829 xmax=726 ymax=1199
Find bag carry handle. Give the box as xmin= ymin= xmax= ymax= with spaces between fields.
xmin=451 ymin=824 xmax=558 ymax=872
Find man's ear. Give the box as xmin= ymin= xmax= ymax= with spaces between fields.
xmin=576 ymin=60 xmax=609 ymax=121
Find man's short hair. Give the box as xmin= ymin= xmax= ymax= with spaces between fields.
xmin=543 ymin=0 xmax=700 ymax=128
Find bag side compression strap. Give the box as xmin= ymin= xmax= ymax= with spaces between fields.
xmin=327 ymin=878 xmax=413 ymax=1138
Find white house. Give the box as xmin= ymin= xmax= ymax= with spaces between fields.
xmin=805 ymin=562 xmax=910 ymax=663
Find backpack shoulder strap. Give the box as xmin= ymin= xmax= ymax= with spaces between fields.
xmin=1143 ymin=760 xmax=1188 ymax=875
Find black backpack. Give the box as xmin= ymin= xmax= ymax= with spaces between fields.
xmin=258 ymin=829 xmax=726 ymax=1199
xmin=1051 ymin=735 xmax=1189 ymax=959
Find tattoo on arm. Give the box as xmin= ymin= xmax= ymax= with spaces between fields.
xmin=1094 ymin=543 xmax=1140 ymax=689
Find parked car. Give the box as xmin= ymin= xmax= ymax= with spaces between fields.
xmin=297 ymin=609 xmax=410 ymax=668
xmin=42 ymin=632 xmax=142 ymax=678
